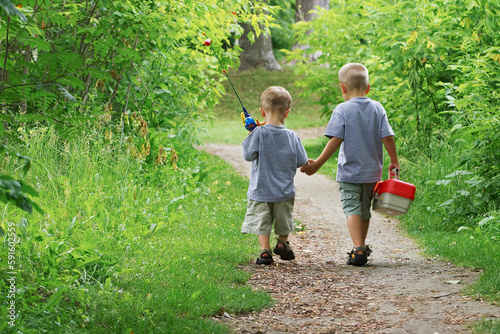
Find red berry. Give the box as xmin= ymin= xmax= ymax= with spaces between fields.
xmin=203 ymin=39 xmax=211 ymax=46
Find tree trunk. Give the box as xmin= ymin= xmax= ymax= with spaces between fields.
xmin=238 ymin=23 xmax=282 ymax=72
xmin=293 ymin=0 xmax=329 ymax=63
xmin=238 ymin=0 xmax=282 ymax=72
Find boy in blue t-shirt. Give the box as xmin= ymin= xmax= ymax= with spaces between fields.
xmin=242 ymin=86 xmax=310 ymax=265
xmin=301 ymin=63 xmax=400 ymax=266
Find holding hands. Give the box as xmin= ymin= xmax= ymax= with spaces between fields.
xmin=300 ymin=159 xmax=319 ymax=175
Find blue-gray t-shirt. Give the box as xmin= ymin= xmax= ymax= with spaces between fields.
xmin=242 ymin=124 xmax=308 ymax=202
xmin=325 ymin=97 xmax=394 ymax=183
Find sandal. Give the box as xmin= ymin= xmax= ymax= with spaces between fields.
xmin=346 ymin=246 xmax=368 ymax=266
xmin=256 ymin=249 xmax=274 ymax=265
xmin=366 ymin=245 xmax=372 ymax=257
xmin=273 ymin=238 xmax=295 ymax=261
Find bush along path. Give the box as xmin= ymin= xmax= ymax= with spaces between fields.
xmin=200 ymin=141 xmax=499 ymax=334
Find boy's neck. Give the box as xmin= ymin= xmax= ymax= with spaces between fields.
xmin=265 ymin=114 xmax=285 ymax=126
xmin=341 ymin=83 xmax=370 ymax=101
xmin=260 ymin=107 xmax=287 ymax=126
xmin=343 ymin=90 xmax=367 ymax=101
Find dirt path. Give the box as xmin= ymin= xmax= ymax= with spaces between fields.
xmin=200 ymin=136 xmax=498 ymax=333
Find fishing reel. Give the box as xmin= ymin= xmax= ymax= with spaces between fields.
xmin=240 ymin=107 xmax=264 ymax=132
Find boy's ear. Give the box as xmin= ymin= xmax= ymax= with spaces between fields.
xmin=365 ymin=83 xmax=371 ymax=95
xmin=340 ymin=82 xmax=348 ymax=94
xmin=260 ymin=107 xmax=265 ymax=117
xmin=284 ymin=109 xmax=290 ymax=119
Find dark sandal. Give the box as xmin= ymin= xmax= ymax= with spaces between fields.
xmin=256 ymin=249 xmax=274 ymax=265
xmin=346 ymin=246 xmax=368 ymax=266
xmin=273 ymin=238 xmax=295 ymax=260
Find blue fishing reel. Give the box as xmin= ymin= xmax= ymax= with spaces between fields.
xmin=241 ymin=107 xmax=262 ymax=132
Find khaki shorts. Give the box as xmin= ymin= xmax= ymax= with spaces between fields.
xmin=242 ymin=198 xmax=295 ymax=236
xmin=339 ymin=182 xmax=377 ymax=220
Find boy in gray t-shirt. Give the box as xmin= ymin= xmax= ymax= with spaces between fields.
xmin=242 ymin=86 xmax=309 ymax=265
xmin=301 ymin=63 xmax=400 ymax=266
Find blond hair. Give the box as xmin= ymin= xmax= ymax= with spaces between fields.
xmin=260 ymin=86 xmax=292 ymax=115
xmin=338 ymin=63 xmax=369 ymax=91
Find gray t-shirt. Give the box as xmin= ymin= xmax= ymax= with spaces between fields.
xmin=242 ymin=124 xmax=308 ymax=202
xmin=325 ymin=97 xmax=394 ymax=183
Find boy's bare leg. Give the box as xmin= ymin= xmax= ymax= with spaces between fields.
xmin=361 ymin=219 xmax=370 ymax=245
xmin=347 ymin=215 xmax=370 ymax=251
xmin=258 ymin=235 xmax=272 ymax=257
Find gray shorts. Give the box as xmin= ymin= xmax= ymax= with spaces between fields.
xmin=338 ymin=182 xmax=377 ymax=220
xmin=242 ymin=198 xmax=295 ymax=236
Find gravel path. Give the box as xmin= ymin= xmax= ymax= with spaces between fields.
xmin=200 ymin=137 xmax=498 ymax=334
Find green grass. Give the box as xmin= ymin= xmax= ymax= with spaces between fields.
xmin=470 ymin=318 xmax=500 ymax=334
xmin=0 ymin=128 xmax=272 ymax=333
xmin=202 ymin=66 xmax=327 ymax=145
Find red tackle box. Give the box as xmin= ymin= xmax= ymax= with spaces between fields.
xmin=372 ymin=171 xmax=416 ymax=216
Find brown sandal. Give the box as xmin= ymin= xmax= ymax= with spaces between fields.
xmin=273 ymin=238 xmax=295 ymax=260
xmin=256 ymin=249 xmax=274 ymax=265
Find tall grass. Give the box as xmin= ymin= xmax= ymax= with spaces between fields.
xmin=0 ymin=128 xmax=271 ymax=333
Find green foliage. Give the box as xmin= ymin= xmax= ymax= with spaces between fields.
xmin=0 ymin=3 xmax=280 ymax=330
xmin=0 ymin=145 xmax=42 ymax=219
xmin=0 ymin=128 xmax=271 ymax=332
xmin=0 ymin=0 xmax=276 ymax=137
xmin=269 ymin=0 xmax=295 ymax=60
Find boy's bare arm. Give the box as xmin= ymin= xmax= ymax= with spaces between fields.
xmin=382 ymin=136 xmax=400 ymax=173
xmin=301 ymin=137 xmax=343 ymax=175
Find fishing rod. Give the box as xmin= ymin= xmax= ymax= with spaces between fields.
xmin=202 ymin=33 xmax=263 ymax=132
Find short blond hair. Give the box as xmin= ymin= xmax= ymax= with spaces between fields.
xmin=260 ymin=86 xmax=291 ymax=114
xmin=338 ymin=63 xmax=369 ymax=91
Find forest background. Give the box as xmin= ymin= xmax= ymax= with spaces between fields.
xmin=0 ymin=0 xmax=498 ymax=333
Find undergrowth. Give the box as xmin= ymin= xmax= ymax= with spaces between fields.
xmin=0 ymin=128 xmax=271 ymax=333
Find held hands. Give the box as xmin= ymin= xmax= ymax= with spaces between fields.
xmin=300 ymin=159 xmax=320 ymax=176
